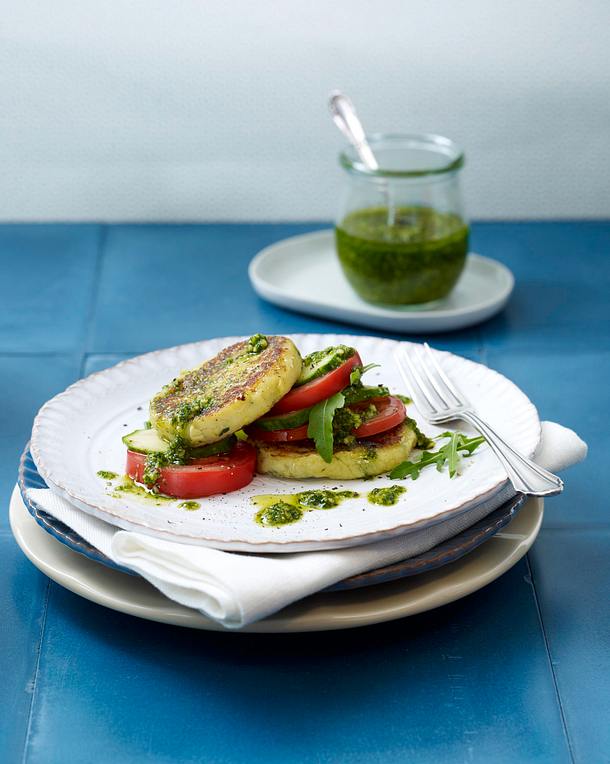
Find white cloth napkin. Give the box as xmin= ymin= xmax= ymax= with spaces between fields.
xmin=27 ymin=421 xmax=586 ymax=629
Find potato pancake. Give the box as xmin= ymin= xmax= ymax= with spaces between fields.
xmin=150 ymin=335 xmax=302 ymax=446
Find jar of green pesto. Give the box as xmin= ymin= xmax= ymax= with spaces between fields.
xmin=335 ymin=133 xmax=469 ymax=305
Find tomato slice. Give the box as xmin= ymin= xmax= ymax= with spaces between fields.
xmin=269 ymin=352 xmax=362 ymax=414
xmin=246 ymin=423 xmax=309 ymax=442
xmin=352 ymin=396 xmax=406 ymax=438
xmin=125 ymin=441 xmax=257 ymax=499
xmin=249 ymin=395 xmax=406 ymax=444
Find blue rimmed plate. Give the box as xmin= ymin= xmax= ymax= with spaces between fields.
xmin=18 ymin=446 xmax=527 ymax=591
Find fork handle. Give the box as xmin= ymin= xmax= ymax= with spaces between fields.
xmin=460 ymin=410 xmax=564 ymax=497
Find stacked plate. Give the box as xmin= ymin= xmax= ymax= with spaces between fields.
xmin=12 ymin=334 xmax=543 ymax=633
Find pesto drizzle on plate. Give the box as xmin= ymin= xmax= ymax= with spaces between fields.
xmin=96 ymin=470 xmax=118 ymax=480
xmin=367 ymin=485 xmax=406 ymax=506
xmin=253 ymin=489 xmax=360 ymax=527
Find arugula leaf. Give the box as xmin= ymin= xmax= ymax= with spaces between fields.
xmin=389 ymin=432 xmax=485 ymax=481
xmin=459 ymin=434 xmax=486 ymax=455
xmin=307 ymin=392 xmax=345 ymax=463
xmin=446 ymin=432 xmax=459 ymax=478
xmin=349 ymin=362 xmax=380 ymax=386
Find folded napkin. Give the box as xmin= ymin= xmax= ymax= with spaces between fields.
xmin=27 ymin=421 xmax=586 ymax=629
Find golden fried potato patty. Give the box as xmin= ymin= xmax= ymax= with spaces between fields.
xmin=150 ymin=336 xmax=302 ymax=446
xmin=253 ymin=422 xmax=417 ymax=479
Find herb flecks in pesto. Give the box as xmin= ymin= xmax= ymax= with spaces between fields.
xmin=405 ymin=417 xmax=435 ymax=449
xmin=335 ymin=206 xmax=469 ymax=305
xmin=139 ymin=435 xmax=235 ymax=487
xmin=247 ymin=334 xmax=269 ymax=354
xmin=142 ymin=436 xmax=187 ymax=486
xmin=295 ymin=489 xmax=360 ymax=510
xmin=332 ymin=405 xmax=372 ymax=446
xmin=252 ymin=489 xmax=360 ymax=526
xmin=170 ymin=396 xmax=213 ymax=426
xmin=368 ymin=485 xmax=406 ymax=506
xmin=363 ymin=445 xmax=378 ymax=463
xmin=297 ymin=345 xmax=355 ymax=385
xmin=178 ymin=501 xmax=201 ymax=511
xmin=342 ymin=382 xmax=389 ymax=406
xmin=97 ymin=470 xmax=118 ymax=480
xmin=256 ymin=501 xmax=303 ymax=527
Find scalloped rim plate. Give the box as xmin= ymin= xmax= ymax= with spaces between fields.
xmin=30 ymin=334 xmax=540 ymax=552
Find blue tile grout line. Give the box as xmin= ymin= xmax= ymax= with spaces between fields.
xmin=542 ymin=523 xmax=610 ymax=531
xmin=20 ymin=579 xmax=51 ymax=764
xmin=2 ymin=222 xmax=604 ymax=762
xmin=482 ymin=327 xmax=575 ymax=762
xmin=525 ymin=554 xmax=576 ymax=763
xmin=0 ymin=351 xmax=82 ymax=358
xmin=80 ymin=224 xmax=108 ymax=372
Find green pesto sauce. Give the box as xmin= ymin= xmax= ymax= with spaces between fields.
xmin=170 ymin=396 xmax=213 ymax=426
xmin=255 ymin=501 xmax=303 ymax=527
xmin=405 ymin=417 xmax=435 ymax=449
xmin=297 ymin=345 xmax=355 ymax=385
xmin=335 ymin=206 xmax=469 ymax=305
xmin=178 ymin=500 xmax=201 ymax=511
xmin=332 ymin=406 xmax=365 ymax=445
xmin=141 ymin=435 xmax=234 ymax=488
xmin=97 ymin=470 xmax=118 ymax=480
xmin=252 ymin=489 xmax=360 ymax=527
xmin=296 ymin=489 xmax=359 ymax=509
xmin=247 ymin=333 xmax=269 ymax=354
xmin=112 ymin=476 xmax=174 ymax=505
xmin=367 ymin=485 xmax=407 ymax=506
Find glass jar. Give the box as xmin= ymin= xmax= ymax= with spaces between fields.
xmin=334 ymin=133 xmax=469 ymax=306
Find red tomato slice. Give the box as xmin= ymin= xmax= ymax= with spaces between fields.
xmin=249 ymin=395 xmax=406 ymax=444
xmin=352 ymin=396 xmax=406 ymax=438
xmin=269 ymin=352 xmax=362 ymax=414
xmin=246 ymin=423 xmax=309 ymax=442
xmin=126 ymin=442 xmax=257 ymax=499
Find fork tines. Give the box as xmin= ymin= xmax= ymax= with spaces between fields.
xmin=394 ymin=343 xmax=468 ymax=420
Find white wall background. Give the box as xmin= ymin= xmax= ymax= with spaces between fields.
xmin=1 ymin=0 xmax=608 ymax=221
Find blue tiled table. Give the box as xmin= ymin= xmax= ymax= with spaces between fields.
xmin=1 ymin=222 xmax=608 ymax=764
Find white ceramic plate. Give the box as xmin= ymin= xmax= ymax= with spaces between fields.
xmin=30 ymin=333 xmax=540 ymax=552
xmin=249 ymin=230 xmax=514 ymax=333
xmin=9 ymin=487 xmax=543 ymax=633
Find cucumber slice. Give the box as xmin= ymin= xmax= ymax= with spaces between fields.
xmin=188 ymin=437 xmax=235 ymax=458
xmin=122 ymin=428 xmax=169 ymax=454
xmin=255 ymin=407 xmax=311 ymax=431
xmin=296 ymin=345 xmax=356 ymax=386
xmin=123 ymin=428 xmax=234 ymax=457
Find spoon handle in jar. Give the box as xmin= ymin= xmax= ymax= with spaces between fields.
xmin=328 ymin=91 xmax=395 ymax=226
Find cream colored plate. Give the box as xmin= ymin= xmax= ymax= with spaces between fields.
xmin=30 ymin=333 xmax=540 ymax=553
xmin=9 ymin=487 xmax=543 ymax=633
xmin=249 ymin=231 xmax=514 ymax=333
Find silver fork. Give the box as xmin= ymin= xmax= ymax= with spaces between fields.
xmin=394 ymin=343 xmax=563 ymax=497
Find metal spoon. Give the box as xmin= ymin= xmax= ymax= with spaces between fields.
xmin=328 ymin=91 xmax=395 ymax=225
xmin=328 ymin=91 xmax=379 ymax=171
